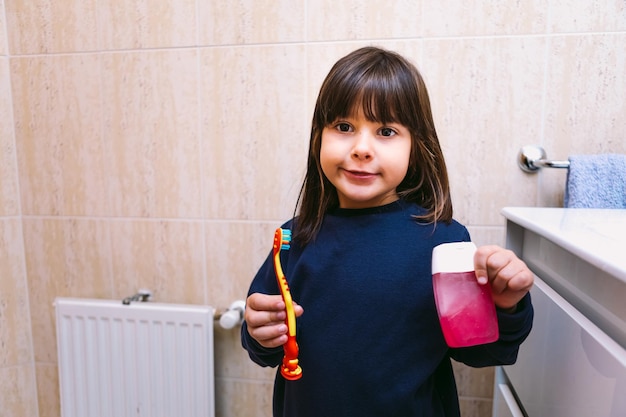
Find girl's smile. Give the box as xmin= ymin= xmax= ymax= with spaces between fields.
xmin=320 ymin=111 xmax=412 ymax=209
xmin=342 ymin=169 xmax=377 ymax=180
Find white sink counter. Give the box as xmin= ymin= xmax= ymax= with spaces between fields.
xmin=502 ymin=207 xmax=626 ymax=283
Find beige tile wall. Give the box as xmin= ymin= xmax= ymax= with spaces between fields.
xmin=1 ymin=1 xmax=625 ymax=417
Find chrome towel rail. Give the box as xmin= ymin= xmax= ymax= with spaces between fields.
xmin=518 ymin=145 xmax=570 ymax=173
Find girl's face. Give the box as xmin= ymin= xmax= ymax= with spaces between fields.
xmin=320 ymin=110 xmax=412 ymax=209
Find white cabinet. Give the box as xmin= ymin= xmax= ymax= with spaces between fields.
xmin=494 ymin=208 xmax=626 ymax=417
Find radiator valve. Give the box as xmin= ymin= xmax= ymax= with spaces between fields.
xmin=216 ymin=300 xmax=246 ymax=329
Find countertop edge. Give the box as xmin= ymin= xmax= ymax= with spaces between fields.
xmin=501 ymin=207 xmax=626 ymax=283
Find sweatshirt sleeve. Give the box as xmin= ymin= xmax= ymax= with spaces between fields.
xmin=240 ymin=250 xmax=284 ymax=369
xmin=241 ymin=321 xmax=284 ymax=368
xmin=449 ymin=292 xmax=534 ymax=367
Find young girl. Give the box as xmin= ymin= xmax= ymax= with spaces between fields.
xmin=241 ymin=46 xmax=534 ymax=417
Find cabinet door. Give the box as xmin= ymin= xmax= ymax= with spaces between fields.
xmin=503 ymin=277 xmax=626 ymax=416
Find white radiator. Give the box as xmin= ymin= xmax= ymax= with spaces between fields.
xmin=55 ymin=297 xmax=215 ymax=417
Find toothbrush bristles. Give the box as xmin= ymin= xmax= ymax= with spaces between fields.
xmin=281 ymin=229 xmax=291 ymax=250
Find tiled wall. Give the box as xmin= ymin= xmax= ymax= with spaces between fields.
xmin=1 ymin=1 xmax=625 ymax=417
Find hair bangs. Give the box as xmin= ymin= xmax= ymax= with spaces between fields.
xmin=319 ymin=61 xmax=415 ymax=128
xmin=357 ymin=75 xmax=405 ymax=125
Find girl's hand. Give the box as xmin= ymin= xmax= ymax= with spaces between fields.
xmin=474 ymin=245 xmax=534 ymax=312
xmin=244 ymin=293 xmax=304 ymax=348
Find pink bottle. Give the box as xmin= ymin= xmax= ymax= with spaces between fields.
xmin=432 ymin=242 xmax=499 ymax=347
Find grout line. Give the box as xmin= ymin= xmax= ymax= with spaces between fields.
xmin=2 ymin=5 xmax=41 ymax=412
xmin=7 ymin=31 xmax=626 ymax=58
xmin=195 ymin=23 xmax=209 ymax=305
xmin=19 ymin=214 xmax=289 ymax=224
xmin=536 ymin=0 xmax=554 ymax=205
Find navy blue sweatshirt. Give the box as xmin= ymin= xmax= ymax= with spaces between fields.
xmin=241 ymin=200 xmax=533 ymax=417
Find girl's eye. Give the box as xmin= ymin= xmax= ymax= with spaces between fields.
xmin=379 ymin=127 xmax=396 ymax=137
xmin=336 ymin=122 xmax=352 ymax=132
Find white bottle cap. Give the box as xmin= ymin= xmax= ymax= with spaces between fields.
xmin=432 ymin=242 xmax=477 ymax=274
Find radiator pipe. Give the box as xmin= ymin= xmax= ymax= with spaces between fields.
xmin=122 ymin=289 xmax=152 ymax=305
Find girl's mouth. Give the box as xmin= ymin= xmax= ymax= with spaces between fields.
xmin=344 ymin=169 xmax=377 ymax=180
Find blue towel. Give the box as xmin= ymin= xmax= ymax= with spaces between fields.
xmin=564 ymin=154 xmax=626 ymax=208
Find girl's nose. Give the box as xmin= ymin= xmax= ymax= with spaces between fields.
xmin=351 ymin=132 xmax=373 ymax=160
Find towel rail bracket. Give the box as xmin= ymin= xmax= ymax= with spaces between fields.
xmin=518 ymin=145 xmax=570 ymax=173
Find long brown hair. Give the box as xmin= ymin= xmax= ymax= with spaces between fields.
xmin=294 ymin=46 xmax=453 ymax=245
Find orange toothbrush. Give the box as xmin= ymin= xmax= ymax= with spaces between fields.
xmin=273 ymin=228 xmax=303 ymax=381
